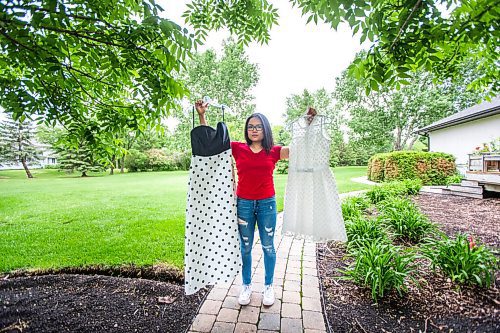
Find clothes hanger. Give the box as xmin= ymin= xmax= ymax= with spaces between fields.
xmin=286 ymin=114 xmax=332 ymax=130
xmin=192 ymin=96 xmax=232 ymax=128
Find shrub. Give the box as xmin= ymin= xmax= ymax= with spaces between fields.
xmin=342 ymin=241 xmax=417 ymax=301
xmin=146 ymin=149 xmax=171 ymax=171
xmin=366 ymin=181 xmax=407 ymax=204
xmin=445 ymin=174 xmax=462 ymax=185
xmin=171 ymin=151 xmax=191 ymax=171
xmin=43 ymin=164 xmax=60 ymax=169
xmin=342 ymin=196 xmax=371 ymax=222
xmin=377 ymin=197 xmax=437 ymax=243
xmin=124 ymin=149 xmax=148 ymax=172
xmin=422 ymin=234 xmax=499 ymax=287
xmin=366 ymin=186 xmax=390 ymax=204
xmin=366 ymin=179 xmax=423 ymax=204
xmin=345 ymin=217 xmax=390 ymax=252
xmin=367 ymin=151 xmax=456 ymax=185
xmin=276 ymin=159 xmax=288 ymax=174
xmin=125 ymin=149 xmax=191 ymax=172
xmin=400 ymin=178 xmax=423 ymax=195
xmin=367 ymin=153 xmax=389 ymax=182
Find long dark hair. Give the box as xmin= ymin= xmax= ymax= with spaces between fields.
xmin=244 ymin=113 xmax=274 ymax=154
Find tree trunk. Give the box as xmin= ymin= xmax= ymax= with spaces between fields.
xmin=110 ymin=155 xmax=115 ymax=175
xmin=393 ymin=126 xmax=402 ymax=151
xmin=120 ymin=156 xmax=125 ymax=173
xmin=407 ymin=136 xmax=419 ymax=150
xmin=21 ymin=157 xmax=33 ymax=178
xmin=81 ymin=171 xmax=88 ymax=177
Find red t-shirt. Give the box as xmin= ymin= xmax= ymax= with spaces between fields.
xmin=230 ymin=142 xmax=282 ymax=200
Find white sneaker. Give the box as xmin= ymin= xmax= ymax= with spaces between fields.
xmin=263 ymin=284 xmax=275 ymax=306
xmin=238 ymin=284 xmax=252 ymax=305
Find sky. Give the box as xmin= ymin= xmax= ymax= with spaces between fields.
xmin=0 ymin=1 xmax=365 ymax=126
xmin=159 ymin=0 xmax=365 ymax=125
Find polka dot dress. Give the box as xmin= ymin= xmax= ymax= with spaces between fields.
xmin=185 ymin=122 xmax=241 ymax=295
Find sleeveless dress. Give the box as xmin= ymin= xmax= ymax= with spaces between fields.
xmin=282 ymin=116 xmax=347 ymax=242
xmin=184 ymin=122 xmax=241 ymax=295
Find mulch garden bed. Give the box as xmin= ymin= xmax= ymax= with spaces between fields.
xmin=0 ymin=267 xmax=206 ymax=333
xmin=318 ymin=193 xmax=500 ymax=333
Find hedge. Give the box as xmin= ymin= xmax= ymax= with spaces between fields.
xmin=367 ymin=151 xmax=456 ymax=185
xmin=124 ymin=149 xmax=191 ymax=172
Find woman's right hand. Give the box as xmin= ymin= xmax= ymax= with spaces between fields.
xmin=306 ymin=106 xmax=317 ymax=124
xmin=195 ymin=99 xmax=208 ymax=116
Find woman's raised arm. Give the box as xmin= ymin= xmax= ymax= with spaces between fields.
xmin=195 ymin=99 xmax=208 ymax=126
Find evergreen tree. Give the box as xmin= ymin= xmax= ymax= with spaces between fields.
xmin=0 ymin=114 xmax=41 ymax=178
xmin=56 ymin=140 xmax=103 ymax=177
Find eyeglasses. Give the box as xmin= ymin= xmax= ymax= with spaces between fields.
xmin=247 ymin=124 xmax=263 ymax=132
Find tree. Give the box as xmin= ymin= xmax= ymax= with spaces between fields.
xmin=170 ymin=39 xmax=259 ymax=152
xmin=57 ymin=142 xmax=104 ymax=177
xmin=0 ymin=0 xmax=279 ymax=142
xmin=37 ymin=121 xmax=110 ymax=176
xmin=335 ymin=69 xmax=450 ymax=153
xmin=283 ymin=88 xmax=346 ymax=166
xmin=0 ymin=113 xmax=40 ymax=178
xmin=186 ymin=0 xmax=498 ymax=95
xmin=440 ymin=55 xmax=497 ymax=113
xmin=36 ymin=124 xmax=66 ymax=148
xmin=284 ymin=89 xmax=332 ymax=122
xmin=334 ymin=52 xmax=489 ymax=154
xmin=184 ymin=0 xmax=278 ymax=45
xmin=4 ymin=0 xmax=495 ymax=143
xmin=287 ymin=0 xmax=499 ymax=94
xmin=273 ymin=125 xmax=291 ymax=146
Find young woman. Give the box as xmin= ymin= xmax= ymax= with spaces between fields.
xmin=195 ymin=100 xmax=315 ymax=306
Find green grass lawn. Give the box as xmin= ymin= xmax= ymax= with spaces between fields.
xmin=0 ymin=166 xmax=370 ymax=273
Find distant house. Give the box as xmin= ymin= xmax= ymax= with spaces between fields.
xmin=415 ymin=97 xmax=500 ymax=197
xmin=416 ymin=97 xmax=500 ymax=172
xmin=0 ymin=143 xmax=57 ymax=170
xmin=37 ymin=143 xmax=58 ymax=168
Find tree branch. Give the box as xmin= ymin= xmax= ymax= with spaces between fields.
xmin=65 ymin=69 xmax=136 ymax=111
xmin=38 ymin=24 xmax=148 ymax=52
xmin=391 ymin=0 xmax=423 ymax=50
xmin=0 ymin=29 xmax=37 ymax=53
xmin=2 ymin=3 xmax=115 ymax=29
xmin=67 ymin=70 xmax=121 ymax=110
xmin=64 ymin=63 xmax=118 ymax=88
xmin=442 ymin=41 xmax=461 ymax=68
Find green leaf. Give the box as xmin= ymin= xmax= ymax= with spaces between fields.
xmin=355 ymin=8 xmax=365 ymax=17
xmin=47 ymin=0 xmax=57 ymax=12
xmin=32 ymin=12 xmax=44 ymax=27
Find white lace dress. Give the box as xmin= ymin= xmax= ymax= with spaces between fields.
xmin=282 ymin=116 xmax=347 ymax=242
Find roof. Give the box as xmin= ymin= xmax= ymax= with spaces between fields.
xmin=415 ymin=96 xmax=500 ymax=134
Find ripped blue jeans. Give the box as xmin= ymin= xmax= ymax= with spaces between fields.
xmin=236 ymin=196 xmax=277 ymax=286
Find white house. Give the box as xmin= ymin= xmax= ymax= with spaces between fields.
xmin=0 ymin=143 xmax=57 ymax=170
xmin=416 ymin=97 xmax=500 ymax=172
xmin=416 ymin=97 xmax=500 ymax=197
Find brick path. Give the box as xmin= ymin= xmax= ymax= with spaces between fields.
xmin=188 ymin=213 xmax=327 ymax=333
